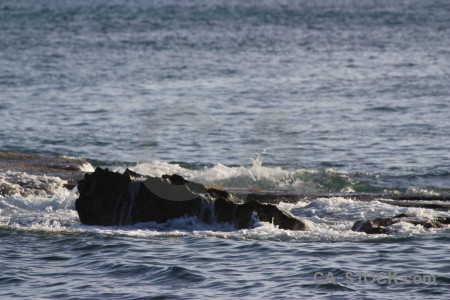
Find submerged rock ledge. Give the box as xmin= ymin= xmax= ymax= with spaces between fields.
xmin=0 ymin=152 xmax=90 ymax=196
xmin=2 ymin=152 xmax=450 ymax=232
xmin=352 ymin=214 xmax=450 ymax=234
xmin=75 ymin=167 xmax=309 ymax=231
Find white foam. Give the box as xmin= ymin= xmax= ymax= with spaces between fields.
xmin=386 ymin=222 xmax=429 ymax=236
xmin=121 ymin=155 xmax=320 ymax=191
xmin=0 ymin=170 xmax=69 ymax=197
xmin=0 ymin=183 xmax=79 ymax=229
xmin=1 ymin=159 xmax=449 ymax=241
xmin=405 ymin=187 xmax=442 ymax=196
xmin=3 ymin=193 xmax=447 ymax=242
xmin=79 ymin=162 xmax=95 ymax=173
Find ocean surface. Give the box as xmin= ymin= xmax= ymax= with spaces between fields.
xmin=1 ymin=0 xmax=450 ymax=298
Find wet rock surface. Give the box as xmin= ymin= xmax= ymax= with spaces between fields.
xmin=0 ymin=152 xmax=90 ymax=196
xmin=2 ymin=152 xmax=450 ymax=231
xmin=75 ymin=168 xmax=309 ymax=230
xmin=352 ymin=214 xmax=447 ymax=234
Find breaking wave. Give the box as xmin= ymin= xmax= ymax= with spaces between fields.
xmin=1 ymin=178 xmax=449 ymax=242
xmin=1 ymin=154 xmax=449 ymax=241
xmin=119 ymin=154 xmax=449 ymax=196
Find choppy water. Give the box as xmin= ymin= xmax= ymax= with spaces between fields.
xmin=1 ymin=0 xmax=450 ymax=298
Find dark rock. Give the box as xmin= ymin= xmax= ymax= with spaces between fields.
xmin=352 ymin=215 xmax=447 ymax=234
xmin=75 ymin=168 xmax=309 ymax=231
xmin=76 ymin=169 xmax=209 ymax=226
xmin=207 ymin=188 xmax=232 ymax=200
xmin=0 ymin=182 xmax=16 ymax=196
xmin=141 ymin=176 xmax=200 ymax=202
xmin=408 ymin=220 xmax=443 ymax=229
xmin=123 ymin=168 xmax=146 ymax=179
xmin=162 ymin=174 xmax=208 ymax=194
xmin=133 ymin=177 xmax=211 ymax=224
xmin=393 ymin=213 xmax=408 ymax=218
xmin=4 ymin=151 xmax=450 ymax=215
xmin=214 ymin=198 xmax=254 ymax=228
xmin=76 ymin=167 xmax=131 ymax=226
xmin=436 ymin=217 xmax=450 ymax=224
xmin=382 ymin=201 xmax=450 ymax=211
xmin=244 ymin=192 xmax=303 ymax=204
xmin=0 ymin=151 xmax=89 ymax=191
xmin=351 ymin=218 xmax=394 ymax=234
xmin=210 ymin=198 xmax=308 ymax=230
xmin=162 ymin=174 xmax=188 ymax=185
xmin=243 ymin=200 xmax=308 ymax=231
xmin=186 ymin=181 xmax=208 ymax=194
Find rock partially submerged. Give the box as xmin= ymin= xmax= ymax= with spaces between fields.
xmin=2 ymin=152 xmax=450 ymax=232
xmin=352 ymin=214 xmax=448 ymax=234
xmin=75 ymin=168 xmax=309 ymax=231
xmin=0 ymin=152 xmax=91 ymax=196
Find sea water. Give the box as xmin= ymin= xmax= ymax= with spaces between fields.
xmin=1 ymin=0 xmax=450 ymax=298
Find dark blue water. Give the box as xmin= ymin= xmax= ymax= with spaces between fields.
xmin=2 ymin=230 xmax=450 ymax=299
xmin=1 ymin=0 xmax=450 ymax=298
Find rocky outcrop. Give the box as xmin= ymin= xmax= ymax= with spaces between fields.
xmin=75 ymin=168 xmax=309 ymax=231
xmin=0 ymin=152 xmax=89 ymax=185
xmin=351 ymin=218 xmax=395 ymax=234
xmin=0 ymin=152 xmax=91 ymax=196
xmin=76 ymin=167 xmax=132 ymax=226
xmin=352 ymin=214 xmax=446 ymax=234
xmin=4 ymin=152 xmax=450 ymax=212
xmin=3 ymin=152 xmax=449 ymax=232
xmin=214 ymin=198 xmax=307 ymax=230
